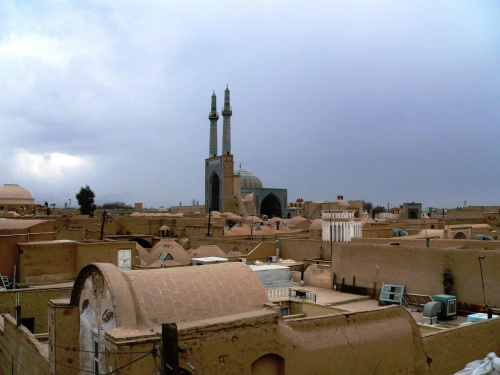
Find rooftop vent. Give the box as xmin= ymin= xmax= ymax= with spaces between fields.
xmin=159 ymin=253 xmax=173 ymax=261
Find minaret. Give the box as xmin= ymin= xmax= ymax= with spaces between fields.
xmin=222 ymin=85 xmax=232 ymax=155
xmin=208 ymin=90 xmax=219 ymax=158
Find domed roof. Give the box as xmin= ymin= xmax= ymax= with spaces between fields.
xmin=0 ymin=184 xmax=35 ymax=204
xmin=0 ymin=184 xmax=33 ymax=199
xmin=333 ymin=194 xmax=349 ymax=209
xmin=235 ymin=168 xmax=263 ymax=189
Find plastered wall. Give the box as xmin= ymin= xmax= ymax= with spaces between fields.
xmin=0 ymin=315 xmax=50 ymax=375
xmin=18 ymin=241 xmax=138 ymax=284
xmin=48 ymin=299 xmax=79 ymax=375
xmin=280 ymin=238 xmax=326 ymax=260
xmin=0 ymin=220 xmax=55 ymax=278
xmin=332 ymin=243 xmax=500 ymax=306
xmin=0 ymin=287 xmax=71 ymax=333
xmin=423 ymin=317 xmax=500 ymax=375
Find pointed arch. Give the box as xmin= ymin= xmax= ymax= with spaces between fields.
xmin=260 ymin=193 xmax=282 ymax=219
xmin=251 ymin=353 xmax=285 ymax=375
xmin=453 ymin=231 xmax=468 ymax=239
xmin=210 ymin=172 xmax=220 ymax=212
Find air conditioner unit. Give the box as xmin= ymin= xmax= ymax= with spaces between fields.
xmin=433 ymin=294 xmax=457 ymax=319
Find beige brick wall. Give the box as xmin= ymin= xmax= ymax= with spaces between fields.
xmin=0 ymin=287 xmax=72 ymax=333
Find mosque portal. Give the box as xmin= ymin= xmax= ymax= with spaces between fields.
xmin=260 ymin=194 xmax=282 ymax=219
xmin=453 ymin=231 xmax=468 ymax=239
xmin=210 ymin=172 xmax=220 ymax=212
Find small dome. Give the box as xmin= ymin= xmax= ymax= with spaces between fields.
xmin=235 ymin=168 xmax=263 ymax=189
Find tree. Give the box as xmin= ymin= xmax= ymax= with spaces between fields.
xmin=101 ymin=202 xmax=131 ymax=209
xmin=363 ymin=201 xmax=373 ymax=213
xmin=76 ymin=185 xmax=96 ymax=216
xmin=371 ymin=205 xmax=386 ymax=220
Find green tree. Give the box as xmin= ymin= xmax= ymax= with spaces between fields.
xmin=363 ymin=201 xmax=373 ymax=213
xmin=76 ymin=185 xmax=96 ymax=216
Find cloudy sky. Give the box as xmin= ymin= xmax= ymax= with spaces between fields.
xmin=0 ymin=1 xmax=499 ymax=209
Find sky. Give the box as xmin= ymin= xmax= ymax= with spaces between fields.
xmin=0 ymin=1 xmax=499 ymax=210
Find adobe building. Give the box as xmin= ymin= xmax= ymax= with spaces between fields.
xmin=288 ymin=195 xmax=364 ymax=220
xmin=1 ymin=262 xmax=499 ymax=375
xmin=0 ymin=218 xmax=55 ymax=279
xmin=205 ymin=87 xmax=288 ymax=218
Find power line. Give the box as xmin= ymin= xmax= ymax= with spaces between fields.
xmin=103 ymin=351 xmax=153 ymax=375
xmin=0 ymin=338 xmax=50 ymax=375
xmin=49 ymin=341 xmax=152 ymax=355
xmin=1 ymin=326 xmax=156 ymax=375
xmin=0 ymin=326 xmax=94 ymax=373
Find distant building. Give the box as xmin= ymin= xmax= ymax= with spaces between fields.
xmin=0 ymin=184 xmax=36 ymax=213
xmin=321 ymin=208 xmax=362 ymax=243
xmin=403 ymin=202 xmax=422 ymax=219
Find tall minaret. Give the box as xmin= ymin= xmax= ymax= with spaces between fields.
xmin=222 ymin=85 xmax=232 ymax=155
xmin=208 ymin=90 xmax=219 ymax=157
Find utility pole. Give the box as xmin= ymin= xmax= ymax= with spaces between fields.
xmin=207 ymin=208 xmax=212 ymax=236
xmin=100 ymin=210 xmax=107 ymax=241
xmin=161 ymin=323 xmax=179 ymax=374
xmin=478 ymin=256 xmax=486 ymax=306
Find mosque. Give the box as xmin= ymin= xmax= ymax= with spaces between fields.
xmin=205 ymin=87 xmax=289 ymax=219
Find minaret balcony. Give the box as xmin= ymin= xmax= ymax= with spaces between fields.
xmin=222 ymin=107 xmax=232 ymax=116
xmin=208 ymin=111 xmax=219 ymax=120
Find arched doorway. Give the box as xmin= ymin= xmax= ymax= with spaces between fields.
xmin=453 ymin=231 xmax=468 ymax=239
xmin=251 ymin=354 xmax=284 ymax=375
xmin=210 ymin=172 xmax=220 ymax=212
xmin=408 ymin=210 xmax=419 ymax=219
xmin=260 ymin=194 xmax=282 ymax=219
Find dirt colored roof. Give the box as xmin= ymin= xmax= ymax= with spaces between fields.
xmin=334 ymin=199 xmax=350 ymax=208
xmin=286 ymin=216 xmax=307 ymax=225
xmin=221 ymin=212 xmax=242 ymax=220
xmin=135 ymin=243 xmax=149 ymax=267
xmin=309 ymin=219 xmax=322 ymax=231
xmin=147 ymin=259 xmax=183 ymax=268
xmin=145 ymin=239 xmax=191 ymax=265
xmin=362 ymin=217 xmax=376 ymax=225
xmin=130 ymin=212 xmax=184 ymax=217
xmin=0 ymin=218 xmax=48 ymax=230
xmin=224 ymin=225 xmax=251 ymax=236
xmin=471 ymin=224 xmax=491 ymax=229
xmin=188 ymin=245 xmax=227 ymax=258
xmin=121 ymin=262 xmax=269 ymax=326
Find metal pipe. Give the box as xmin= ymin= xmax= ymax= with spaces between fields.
xmin=478 ymin=256 xmax=486 ymax=306
xmin=0 ymin=232 xmax=55 ymax=237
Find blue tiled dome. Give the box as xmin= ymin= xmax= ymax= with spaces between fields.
xmin=235 ymin=168 xmax=263 ymax=189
